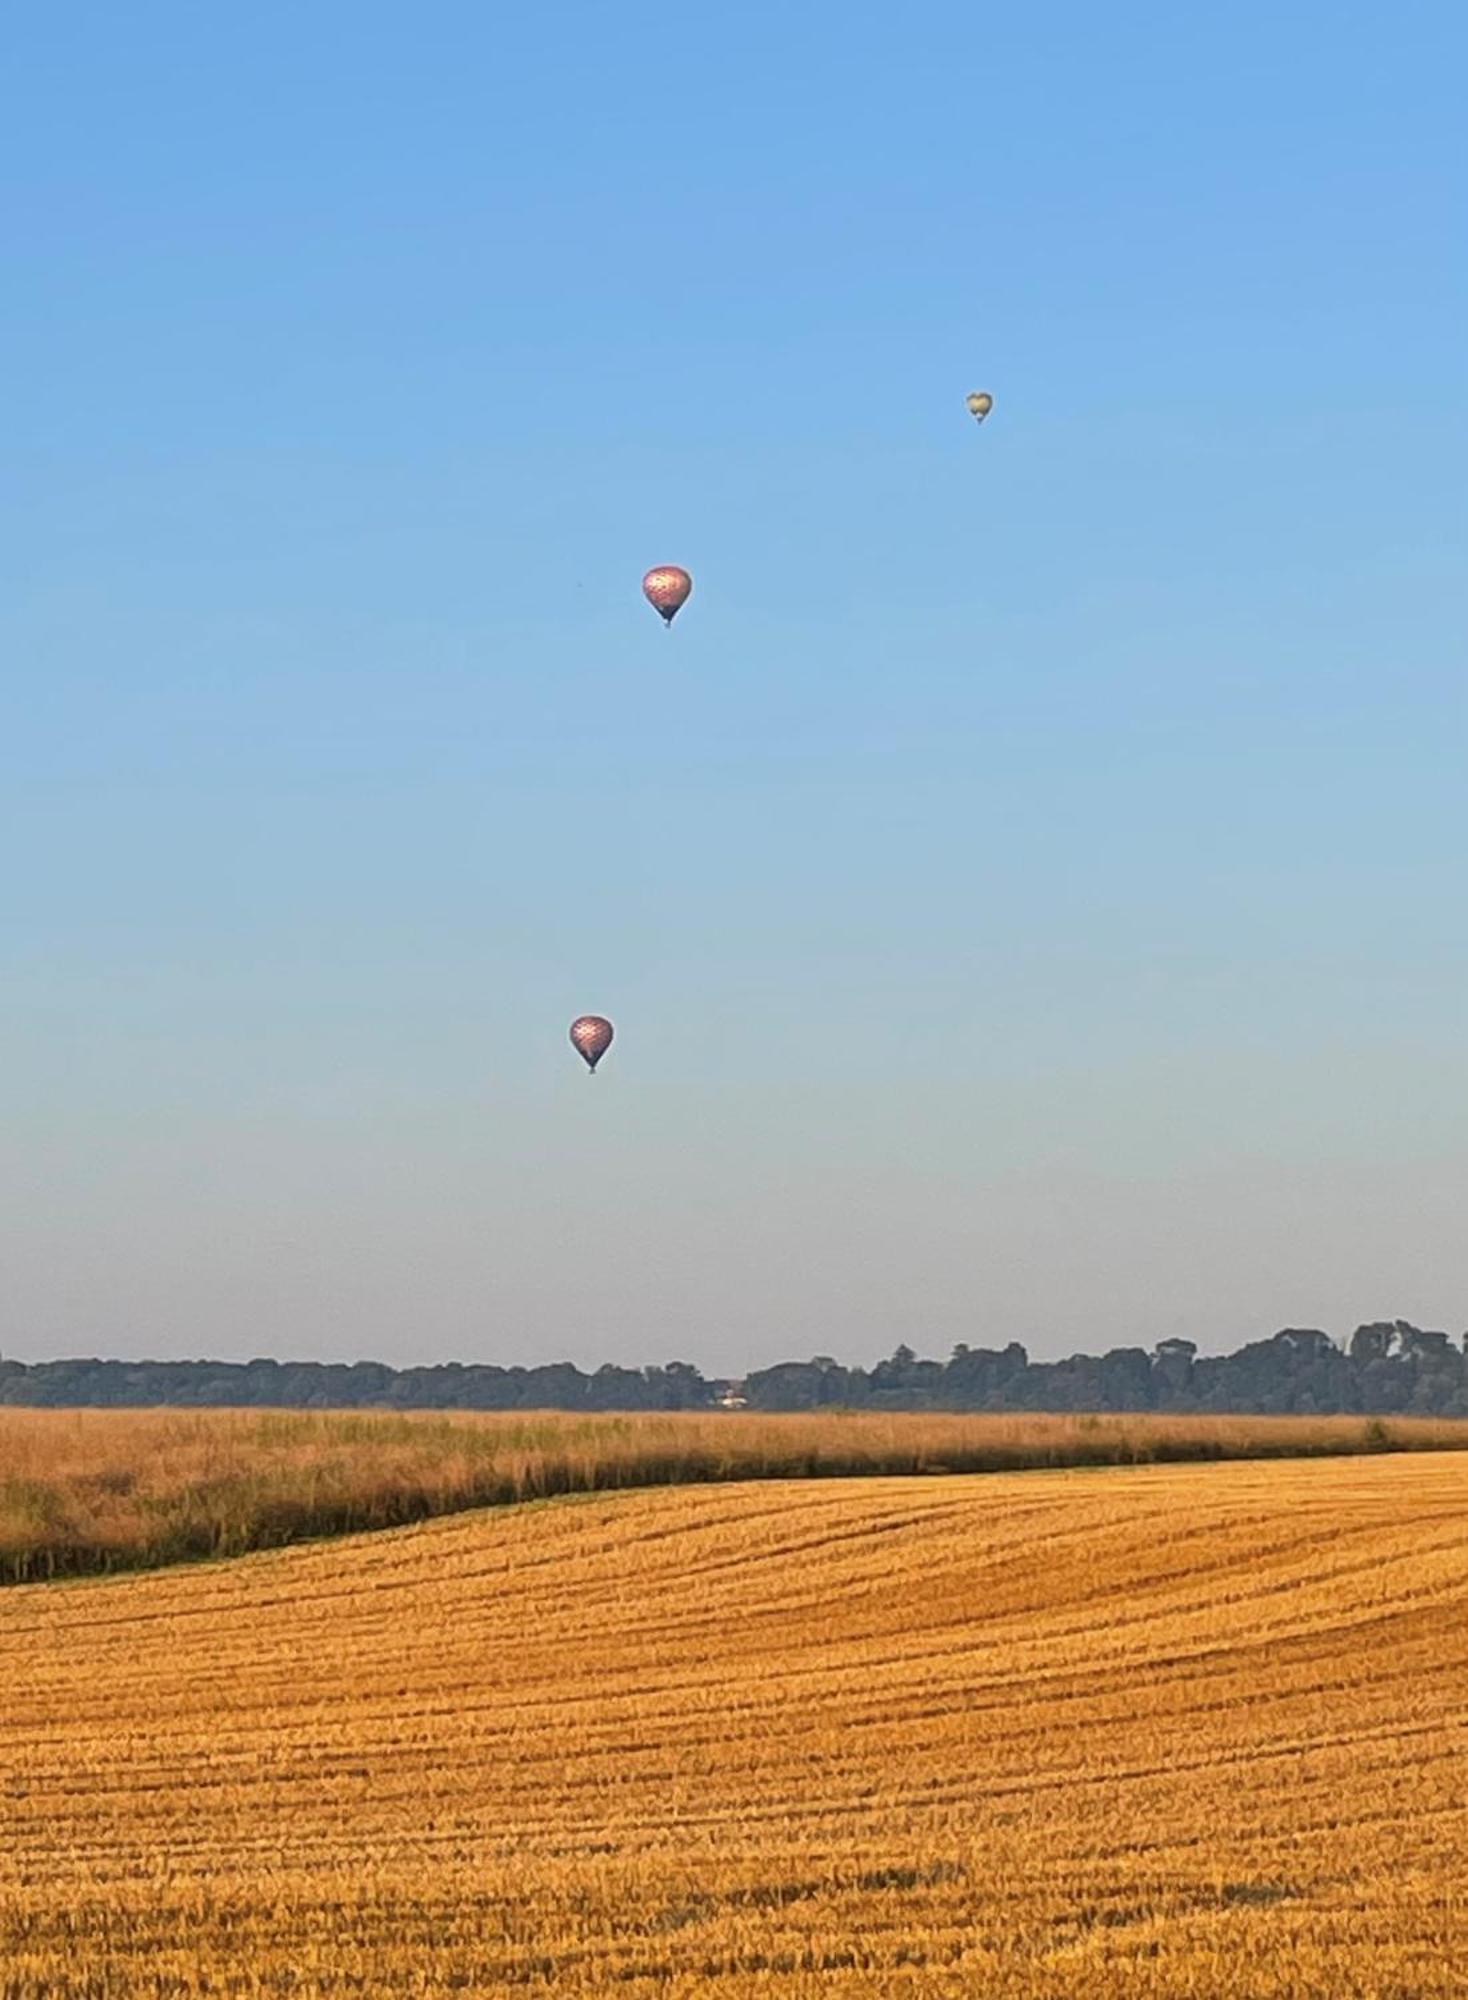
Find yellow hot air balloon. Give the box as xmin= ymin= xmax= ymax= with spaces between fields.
xmin=966 ymin=391 xmax=994 ymax=423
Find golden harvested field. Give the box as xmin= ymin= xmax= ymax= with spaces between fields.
xmin=4 ymin=1405 xmax=1467 ymax=1583
xmin=3 ymin=1455 xmax=1468 ymax=1998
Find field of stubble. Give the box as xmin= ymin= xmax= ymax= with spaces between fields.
xmin=3 ymin=1453 xmax=1467 ymax=1997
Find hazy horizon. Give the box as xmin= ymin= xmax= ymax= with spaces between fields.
xmin=3 ymin=1308 xmax=1464 ymax=1380
xmin=3 ymin=1 xmax=1464 ymax=1373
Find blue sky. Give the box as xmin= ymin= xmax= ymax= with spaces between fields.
xmin=1 ymin=1 xmax=1464 ymax=1369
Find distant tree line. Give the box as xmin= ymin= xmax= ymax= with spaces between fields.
xmin=742 ymin=1323 xmax=1468 ymax=1416
xmin=1 ymin=1322 xmax=1465 ymax=1415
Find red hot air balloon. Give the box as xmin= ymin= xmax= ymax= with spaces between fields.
xmin=569 ymin=1015 xmax=614 ymax=1073
xmin=642 ymin=565 xmax=692 ymax=627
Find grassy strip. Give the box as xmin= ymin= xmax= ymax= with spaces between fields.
xmin=2 ymin=1406 xmax=1463 ymax=1585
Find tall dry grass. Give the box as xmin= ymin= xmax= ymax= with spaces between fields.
xmin=2 ymin=1404 xmax=1465 ymax=1583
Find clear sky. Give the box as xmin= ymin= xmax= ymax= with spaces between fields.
xmin=2 ymin=2 xmax=1464 ymax=1371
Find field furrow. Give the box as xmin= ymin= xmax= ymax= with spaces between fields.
xmin=2 ymin=1454 xmax=1467 ymax=1995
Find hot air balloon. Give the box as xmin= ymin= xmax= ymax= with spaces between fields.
xmin=570 ymin=1015 xmax=614 ymax=1073
xmin=642 ymin=565 xmax=693 ymax=627
xmin=966 ymin=391 xmax=994 ymax=423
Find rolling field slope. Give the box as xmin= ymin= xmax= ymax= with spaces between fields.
xmin=7 ymin=1406 xmax=1464 ymax=1585
xmin=3 ymin=1455 xmax=1467 ymax=1996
